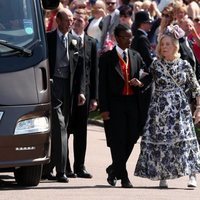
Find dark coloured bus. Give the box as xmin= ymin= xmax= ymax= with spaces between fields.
xmin=0 ymin=0 xmax=59 ymax=186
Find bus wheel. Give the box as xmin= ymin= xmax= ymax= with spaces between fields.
xmin=14 ymin=165 xmax=42 ymax=186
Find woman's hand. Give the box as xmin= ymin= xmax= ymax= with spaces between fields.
xmin=193 ymin=108 xmax=200 ymax=124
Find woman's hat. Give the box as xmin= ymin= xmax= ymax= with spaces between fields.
xmin=164 ymin=25 xmax=185 ymax=39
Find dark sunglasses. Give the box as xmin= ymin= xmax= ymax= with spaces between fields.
xmin=106 ymin=2 xmax=116 ymax=5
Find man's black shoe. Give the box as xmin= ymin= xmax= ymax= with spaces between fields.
xmin=66 ymin=171 xmax=77 ymax=178
xmin=56 ymin=173 xmax=69 ymax=183
xmin=121 ymin=177 xmax=133 ymax=188
xmin=107 ymin=175 xmax=117 ymax=186
xmin=41 ymin=173 xmax=57 ymax=180
xmin=106 ymin=166 xmax=117 ymax=186
xmin=75 ymin=169 xmax=93 ymax=178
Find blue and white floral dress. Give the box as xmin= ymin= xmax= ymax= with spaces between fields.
xmin=134 ymin=58 xmax=200 ymax=180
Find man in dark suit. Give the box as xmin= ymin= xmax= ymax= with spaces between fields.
xmin=99 ymin=24 xmax=151 ymax=188
xmin=42 ymin=8 xmax=86 ymax=183
xmin=131 ymin=11 xmax=154 ymax=134
xmin=66 ymin=9 xmax=98 ymax=179
xmin=131 ymin=11 xmax=154 ymax=74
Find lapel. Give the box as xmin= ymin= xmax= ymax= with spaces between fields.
xmin=68 ymin=33 xmax=79 ymax=72
xmin=113 ymin=47 xmax=124 ymax=80
xmin=113 ymin=48 xmax=138 ymax=80
xmin=83 ymin=35 xmax=92 ymax=57
xmin=101 ymin=15 xmax=111 ymax=36
xmin=109 ymin=13 xmax=119 ymax=32
xmin=68 ymin=33 xmax=73 ymax=59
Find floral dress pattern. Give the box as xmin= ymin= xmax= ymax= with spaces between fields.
xmin=134 ymin=58 xmax=200 ymax=180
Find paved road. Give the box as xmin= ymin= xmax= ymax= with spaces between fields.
xmin=0 ymin=124 xmax=200 ymax=200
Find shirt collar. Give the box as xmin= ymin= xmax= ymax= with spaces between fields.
xmin=138 ymin=28 xmax=148 ymax=36
xmin=57 ymin=29 xmax=68 ymax=39
xmin=71 ymin=29 xmax=84 ymax=41
xmin=116 ymin=45 xmax=128 ymax=56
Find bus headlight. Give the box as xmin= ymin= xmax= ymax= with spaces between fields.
xmin=14 ymin=117 xmax=49 ymax=135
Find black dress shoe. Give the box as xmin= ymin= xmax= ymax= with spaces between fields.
xmin=75 ymin=169 xmax=93 ymax=178
xmin=41 ymin=173 xmax=57 ymax=180
xmin=56 ymin=173 xmax=69 ymax=183
xmin=106 ymin=166 xmax=117 ymax=186
xmin=107 ymin=175 xmax=117 ymax=186
xmin=66 ymin=171 xmax=77 ymax=178
xmin=121 ymin=177 xmax=133 ymax=188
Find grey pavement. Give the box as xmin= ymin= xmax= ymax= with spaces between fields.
xmin=0 ymin=124 xmax=200 ymax=200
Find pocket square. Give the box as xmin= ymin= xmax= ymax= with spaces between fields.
xmin=74 ymin=52 xmax=79 ymax=55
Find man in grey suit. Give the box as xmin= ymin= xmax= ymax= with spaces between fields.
xmin=42 ymin=8 xmax=85 ymax=183
xmin=99 ymin=0 xmax=120 ymax=53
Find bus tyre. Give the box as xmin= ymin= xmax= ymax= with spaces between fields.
xmin=14 ymin=165 xmax=42 ymax=186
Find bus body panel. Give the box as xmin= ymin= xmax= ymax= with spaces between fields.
xmin=0 ymin=60 xmax=50 ymax=105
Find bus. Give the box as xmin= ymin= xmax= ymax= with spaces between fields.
xmin=0 ymin=0 xmax=59 ymax=186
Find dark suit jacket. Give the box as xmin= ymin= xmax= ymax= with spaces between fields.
xmin=46 ymin=30 xmax=85 ymax=98
xmin=131 ymin=29 xmax=154 ymax=132
xmin=131 ymin=29 xmax=153 ymax=68
xmin=98 ymin=47 xmax=150 ymax=113
xmin=179 ymin=37 xmax=196 ymax=71
xmin=83 ymin=34 xmax=98 ymax=100
xmin=99 ymin=47 xmax=151 ymax=146
xmin=67 ymin=33 xmax=98 ymax=134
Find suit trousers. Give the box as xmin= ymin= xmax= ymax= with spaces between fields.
xmin=67 ymin=86 xmax=90 ymax=172
xmin=108 ymin=95 xmax=140 ymax=179
xmin=43 ymin=77 xmax=70 ymax=175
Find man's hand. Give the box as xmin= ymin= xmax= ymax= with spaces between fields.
xmin=129 ymin=78 xmax=144 ymax=87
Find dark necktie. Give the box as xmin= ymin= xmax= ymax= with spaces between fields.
xmin=123 ymin=51 xmax=127 ymax=63
xmin=107 ymin=15 xmax=112 ymax=32
xmin=79 ymin=36 xmax=83 ymax=47
xmin=61 ymin=35 xmax=66 ymax=48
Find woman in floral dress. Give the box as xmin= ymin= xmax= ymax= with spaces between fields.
xmin=134 ymin=25 xmax=200 ymax=188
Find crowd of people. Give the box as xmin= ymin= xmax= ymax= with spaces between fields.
xmin=42 ymin=0 xmax=200 ymax=189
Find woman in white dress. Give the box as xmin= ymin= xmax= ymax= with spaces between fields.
xmin=134 ymin=25 xmax=200 ymax=188
xmin=85 ymin=0 xmax=106 ymax=50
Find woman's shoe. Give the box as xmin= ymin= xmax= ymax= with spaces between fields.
xmin=159 ymin=180 xmax=168 ymax=188
xmin=188 ymin=174 xmax=197 ymax=187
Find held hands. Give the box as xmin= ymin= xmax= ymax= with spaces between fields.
xmin=193 ymin=108 xmax=200 ymax=124
xmin=129 ymin=78 xmax=144 ymax=87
